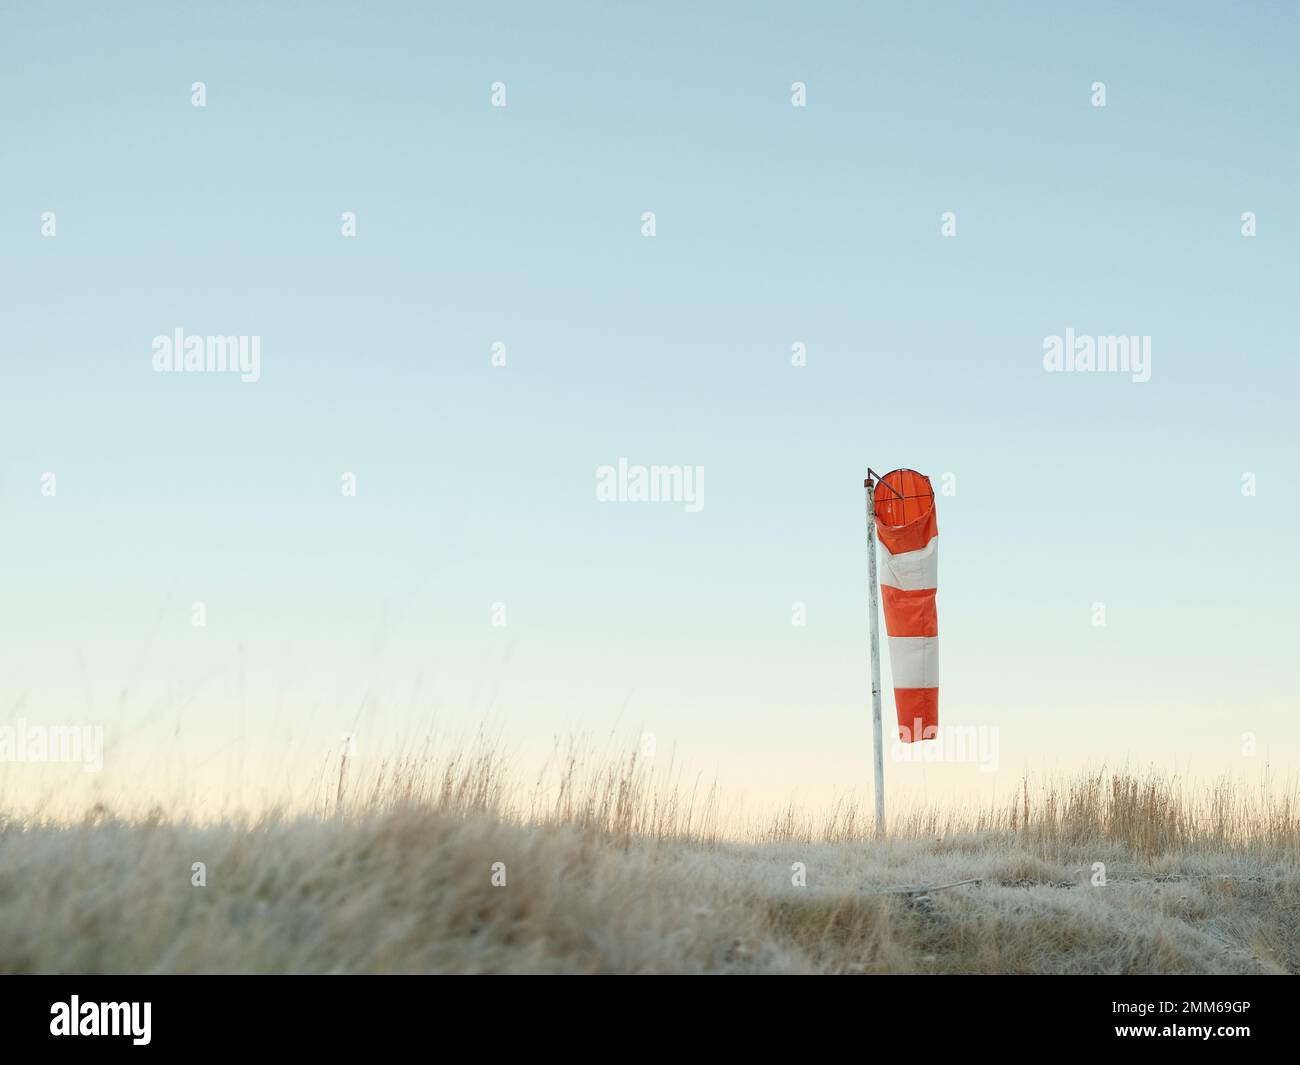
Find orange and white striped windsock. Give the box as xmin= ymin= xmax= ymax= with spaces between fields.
xmin=874 ymin=469 xmax=938 ymax=743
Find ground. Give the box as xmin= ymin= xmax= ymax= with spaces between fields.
xmin=1 ymin=767 xmax=1296 ymax=973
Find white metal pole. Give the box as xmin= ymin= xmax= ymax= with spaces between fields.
xmin=864 ymin=475 xmax=886 ymax=836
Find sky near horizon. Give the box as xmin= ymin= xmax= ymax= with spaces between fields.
xmin=1 ymin=2 xmax=1298 ymax=816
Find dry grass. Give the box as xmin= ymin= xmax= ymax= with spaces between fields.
xmin=1 ymin=745 xmax=1297 ymax=974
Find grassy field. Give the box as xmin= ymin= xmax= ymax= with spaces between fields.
xmin=1 ymin=748 xmax=1297 ymax=974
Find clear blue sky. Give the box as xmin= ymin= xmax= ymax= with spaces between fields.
xmin=2 ymin=2 xmax=1297 ymax=812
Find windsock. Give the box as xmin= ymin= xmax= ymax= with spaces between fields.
xmin=874 ymin=469 xmax=938 ymax=743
